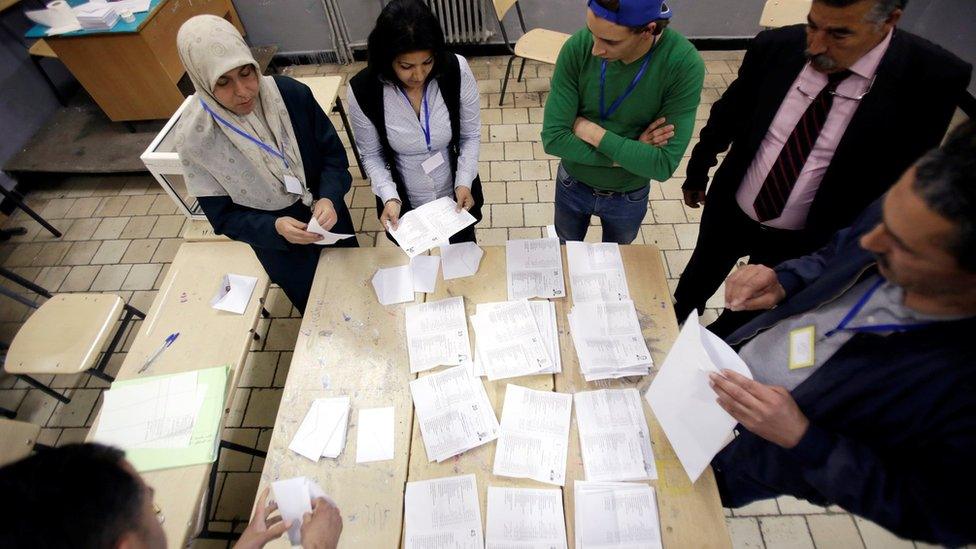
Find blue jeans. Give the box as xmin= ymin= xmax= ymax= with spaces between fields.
xmin=553 ymin=163 xmax=649 ymax=244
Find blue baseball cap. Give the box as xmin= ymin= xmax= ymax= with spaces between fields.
xmin=587 ymin=0 xmax=672 ymax=26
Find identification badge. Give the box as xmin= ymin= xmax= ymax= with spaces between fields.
xmin=283 ymin=174 xmax=304 ymax=195
xmin=788 ymin=326 xmax=816 ymax=370
xmin=421 ymin=152 xmax=445 ymax=175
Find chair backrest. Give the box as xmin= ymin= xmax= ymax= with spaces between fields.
xmin=492 ymin=0 xmax=519 ymax=21
xmin=759 ymin=0 xmax=811 ymax=28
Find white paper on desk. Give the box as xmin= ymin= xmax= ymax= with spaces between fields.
xmin=506 ymin=238 xmax=565 ymax=300
xmin=574 ymin=481 xmax=662 ymax=549
xmin=371 ymin=265 xmax=414 ymax=305
xmin=575 ymin=388 xmax=657 ymax=482
xmin=493 ymin=384 xmax=572 ymax=485
xmin=90 ymin=0 xmax=151 ymax=13
xmin=644 ymin=311 xmax=754 ymax=483
xmin=545 ymin=224 xmax=558 ymax=239
xmin=288 ymin=397 xmax=349 ymax=462
xmin=25 ymin=6 xmax=79 ymax=30
xmin=272 ymin=477 xmax=334 ymax=546
xmin=93 ymin=371 xmax=203 ymax=450
xmin=471 ymin=301 xmax=552 ymax=381
xmin=486 ymin=486 xmax=567 ymax=549
xmin=210 ymin=273 xmax=257 ymax=314
xmin=306 ymin=217 xmax=355 ymax=246
xmin=388 ymin=196 xmax=476 ymax=257
xmin=410 ymin=255 xmax=440 ymax=293
xmin=355 ymin=406 xmax=395 ymax=463
xmin=475 ymin=300 xmax=560 ymax=375
xmin=404 ymin=474 xmax=483 ymax=549
xmin=440 ymin=241 xmax=483 ymax=280
xmin=566 ymin=241 xmax=630 ymax=304
xmin=405 ymin=296 xmax=472 ymax=373
xmin=409 ymin=365 xmax=499 ymax=462
xmin=569 ymin=300 xmax=651 ymax=378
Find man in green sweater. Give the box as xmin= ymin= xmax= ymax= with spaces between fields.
xmin=542 ymin=0 xmax=704 ymax=243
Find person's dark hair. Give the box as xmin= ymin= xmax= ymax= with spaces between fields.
xmin=592 ymin=0 xmax=671 ymax=35
xmin=815 ymin=0 xmax=906 ymax=23
xmin=913 ymin=121 xmax=976 ymax=272
xmin=0 ymin=443 xmax=146 ymax=548
xmin=366 ymin=0 xmax=447 ymax=83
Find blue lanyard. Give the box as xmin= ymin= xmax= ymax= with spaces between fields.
xmin=200 ymin=99 xmax=290 ymax=169
xmin=398 ymin=82 xmax=432 ymax=152
xmin=599 ymin=41 xmax=655 ymax=121
xmin=823 ymin=278 xmax=933 ymax=338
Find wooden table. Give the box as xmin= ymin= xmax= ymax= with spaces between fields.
xmin=26 ymin=0 xmax=244 ymax=121
xmin=257 ymin=245 xmax=731 ymax=548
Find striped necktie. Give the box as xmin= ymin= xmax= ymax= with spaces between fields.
xmin=753 ymin=70 xmax=852 ymax=222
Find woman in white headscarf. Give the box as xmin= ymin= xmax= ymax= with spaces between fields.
xmin=175 ymin=15 xmax=357 ymax=314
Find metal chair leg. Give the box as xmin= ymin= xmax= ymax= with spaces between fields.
xmin=517 ymin=56 xmax=527 ymax=82
xmin=16 ymin=375 xmax=69 ymax=404
xmin=500 ymin=55 xmax=516 ymax=106
xmin=0 ymin=186 xmax=62 ymax=238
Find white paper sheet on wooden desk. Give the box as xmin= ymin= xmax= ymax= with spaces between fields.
xmin=470 ymin=300 xmax=552 ymax=381
xmin=486 ymin=486 xmax=567 ymax=549
xmin=472 ymin=300 xmax=560 ymax=377
xmin=355 ymin=406 xmax=395 ymax=463
xmin=440 ymin=241 xmax=483 ymax=280
xmin=405 ymin=296 xmax=472 ymax=373
xmin=409 ymin=255 xmax=441 ymax=293
xmin=404 ymin=474 xmax=483 ymax=549
xmin=568 ymin=299 xmax=651 ymax=381
xmin=566 ymin=241 xmax=631 ymax=304
xmin=493 ymin=384 xmax=572 ymax=486
xmin=574 ymin=388 xmax=657 ymax=482
xmin=574 ymin=481 xmax=662 ymax=549
xmin=210 ymin=273 xmax=258 ymax=314
xmin=288 ymin=397 xmax=349 ymax=462
xmin=371 ymin=265 xmax=414 ymax=305
xmin=388 ymin=197 xmax=476 ymax=257
xmin=644 ymin=310 xmax=754 ymax=483
xmin=409 ymin=365 xmax=499 ymax=462
xmin=506 ymin=237 xmax=566 ymax=300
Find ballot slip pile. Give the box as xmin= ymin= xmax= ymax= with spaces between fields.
xmin=470 ymin=300 xmax=560 ymax=380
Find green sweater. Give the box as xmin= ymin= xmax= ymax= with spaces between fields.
xmin=542 ymin=28 xmax=705 ymax=192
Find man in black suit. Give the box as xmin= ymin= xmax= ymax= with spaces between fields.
xmin=672 ymin=0 xmax=971 ymax=329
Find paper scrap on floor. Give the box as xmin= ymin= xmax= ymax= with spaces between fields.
xmin=493 ymin=384 xmax=572 ymax=486
xmin=355 ymin=406 xmax=395 ymax=463
xmin=568 ymin=299 xmax=652 ymax=380
xmin=272 ymin=476 xmax=332 ymax=546
xmin=372 ymin=265 xmax=414 ymax=305
xmin=470 ymin=300 xmax=552 ymax=380
xmin=574 ymin=481 xmax=662 ymax=549
xmin=575 ymin=388 xmax=657 ymax=481
xmin=566 ymin=241 xmax=630 ymax=303
xmin=306 ymin=216 xmax=355 ymax=246
xmin=404 ymin=474 xmax=483 ymax=549
xmin=486 ymin=486 xmax=567 ymax=549
xmin=210 ymin=273 xmax=258 ymax=314
xmin=506 ymin=237 xmax=565 ymax=300
xmin=387 ymin=196 xmax=476 ymax=257
xmin=288 ymin=397 xmax=350 ymax=462
xmin=409 ymin=365 xmax=499 ymax=462
xmin=645 ymin=310 xmax=754 ymax=482
xmin=440 ymin=241 xmax=483 ymax=280
xmin=410 ymin=255 xmax=440 ymax=293
xmin=405 ymin=296 xmax=472 ymax=373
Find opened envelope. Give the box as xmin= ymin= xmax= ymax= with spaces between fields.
xmin=210 ymin=274 xmax=258 ymax=314
xmin=644 ymin=310 xmax=753 ymax=482
xmin=306 ymin=217 xmax=355 ymax=246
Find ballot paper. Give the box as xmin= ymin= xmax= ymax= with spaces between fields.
xmin=372 ymin=265 xmax=414 ymax=305
xmin=566 ymin=241 xmax=631 ymax=304
xmin=91 ymin=0 xmax=151 ymax=14
xmin=493 ymin=384 xmax=573 ymax=486
xmin=440 ymin=241 xmax=484 ymax=280
xmin=470 ymin=301 xmax=552 ymax=380
xmin=486 ymin=486 xmax=567 ymax=549
xmin=306 ymin=217 xmax=356 ymax=246
xmin=410 ymin=255 xmax=441 ymax=293
xmin=645 ymin=311 xmax=754 ymax=482
xmin=355 ymin=406 xmax=395 ymax=463
xmin=210 ymin=273 xmax=258 ymax=314
xmin=472 ymin=300 xmax=560 ymax=377
xmin=272 ymin=477 xmax=332 ymax=546
xmin=288 ymin=397 xmax=350 ymax=462
xmin=568 ymin=300 xmax=652 ymax=381
xmin=574 ymin=388 xmax=657 ymax=482
xmin=506 ymin=238 xmax=566 ymax=300
xmin=409 ymin=365 xmax=500 ymax=462
xmin=388 ymin=196 xmax=477 ymax=257
xmin=405 ymin=296 xmax=472 ymax=373
xmin=574 ymin=481 xmax=662 ymax=549
xmin=73 ymin=2 xmax=119 ymax=30
xmin=404 ymin=474 xmax=484 ymax=549
xmin=25 ymin=4 xmax=81 ymax=35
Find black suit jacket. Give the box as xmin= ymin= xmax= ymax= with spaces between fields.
xmin=684 ymin=25 xmax=971 ymax=246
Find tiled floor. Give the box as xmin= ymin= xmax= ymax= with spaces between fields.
xmin=0 ymin=53 xmax=941 ymax=548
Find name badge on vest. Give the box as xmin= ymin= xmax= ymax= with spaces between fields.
xmin=421 ymin=152 xmax=445 ymax=175
xmin=788 ymin=326 xmax=816 ymax=370
xmin=283 ymin=174 xmax=304 ymax=195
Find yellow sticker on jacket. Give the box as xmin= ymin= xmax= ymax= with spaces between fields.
xmin=789 ymin=326 xmax=816 ymax=370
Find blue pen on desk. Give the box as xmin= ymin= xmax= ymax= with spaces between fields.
xmin=138 ymin=332 xmax=179 ymax=373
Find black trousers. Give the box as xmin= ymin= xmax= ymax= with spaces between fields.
xmin=673 ymin=200 xmax=818 ymax=326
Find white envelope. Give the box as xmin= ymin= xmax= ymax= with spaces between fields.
xmin=440 ymin=241 xmax=484 ymax=280
xmin=355 ymin=407 xmax=395 ymax=463
xmin=306 ymin=216 xmax=355 ymax=246
xmin=271 ymin=477 xmax=333 ymax=547
xmin=210 ymin=274 xmax=258 ymax=315
xmin=409 ymin=255 xmax=440 ymax=293
xmin=371 ymin=266 xmax=414 ymax=305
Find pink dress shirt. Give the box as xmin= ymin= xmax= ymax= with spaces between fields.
xmin=736 ymin=31 xmax=893 ymax=230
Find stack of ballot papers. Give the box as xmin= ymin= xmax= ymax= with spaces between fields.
xmin=91 ymin=366 xmax=228 ymax=472
xmin=288 ymin=397 xmax=350 ymax=462
xmin=486 ymin=486 xmax=567 ymax=548
xmin=405 ymin=296 xmax=472 ymax=373
xmin=574 ymin=481 xmax=663 ymax=549
xmin=574 ymin=388 xmax=657 ymax=481
xmin=645 ymin=311 xmax=754 ymax=482
xmin=388 ymin=196 xmax=476 ymax=257
xmin=506 ymin=237 xmax=566 ymax=300
xmin=404 ymin=474 xmax=484 ymax=549
xmin=409 ymin=365 xmax=499 ymax=462
xmin=470 ymin=300 xmax=556 ymax=380
xmin=566 ymin=241 xmax=631 ymax=303
xmin=74 ymin=3 xmax=119 ymax=30
xmin=271 ymin=476 xmax=332 ymax=546
xmin=568 ymin=300 xmax=652 ymax=380
xmin=493 ymin=384 xmax=572 ymax=485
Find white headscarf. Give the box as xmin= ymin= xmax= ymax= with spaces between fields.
xmin=175 ymin=15 xmax=310 ymax=210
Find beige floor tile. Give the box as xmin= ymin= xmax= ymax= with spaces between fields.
xmin=149 ymin=215 xmax=185 ymax=238
xmin=481 ymin=107 xmax=503 ymax=124
xmin=476 ymin=227 xmax=507 ymax=246
xmin=91 ymin=239 xmax=130 ymax=264
xmin=504 ymin=141 xmax=534 ymax=160
xmin=651 ymin=200 xmax=688 ymax=223
xmin=759 ymin=516 xmax=815 ymax=549
xmin=726 ymin=517 xmax=764 ymax=549
xmin=62 ymin=218 xmax=101 ymax=241
xmin=92 ymin=217 xmax=130 ymax=240
xmin=241 ymin=388 xmax=283 ymax=427
xmin=520 ymin=160 xmax=551 ymax=180
xmin=217 ymin=428 xmax=259 ymax=472
xmin=642 ymin=224 xmax=679 ymax=250
xmin=225 ymin=388 xmax=249 ymax=428
xmin=34 ymin=265 xmax=71 ymax=291
xmin=674 ymin=223 xmax=700 ymax=249
xmin=40 ymin=198 xmax=76 ymax=219
xmin=523 ymin=202 xmax=554 ymax=227
xmin=264 ymin=318 xmax=302 ymax=351
xmin=491 ymin=160 xmax=520 ymax=181
xmin=733 ymin=498 xmax=781 ymax=516
xmin=127 ymin=290 xmax=157 ymax=314
xmin=807 ymin=514 xmax=865 ymax=548
xmin=60 ymin=265 xmax=101 ymax=292
xmin=151 ymin=238 xmax=183 ymax=263
xmin=122 ymin=264 xmax=163 ymax=291
xmin=48 ymin=388 xmax=100 ymax=427
xmin=93 ymin=196 xmax=129 ymax=217
xmin=241 ymin=352 xmax=280 ymax=388
xmin=90 ymin=264 xmax=132 ymax=291
xmin=214 ymin=472 xmax=261 ymax=521
xmin=491 ymin=203 xmax=523 ymax=228
xmin=537 ymin=180 xmax=555 ymax=202
xmin=120 ymin=239 xmax=160 ymax=264
xmin=120 ymin=194 xmax=156 ymax=216
xmin=15 ymin=389 xmax=59 ymax=425
xmin=264 ymin=287 xmax=294 ymax=318
xmin=148 ymin=194 xmax=179 ymax=215
xmin=506 ymin=181 xmax=538 ymax=203
xmin=482 ymin=182 xmax=507 ymax=204
xmin=120 ymin=216 xmax=157 ymax=239
xmin=31 ymin=241 xmax=72 ymax=267
xmin=776 ymin=496 xmax=827 ymax=515
xmin=854 ymin=517 xmax=914 ymax=549
xmin=664 ymin=249 xmax=693 ymax=278
xmin=57 ymin=427 xmax=91 ymax=446
xmin=273 ymin=352 xmax=293 ymax=387
xmin=502 ymin=107 xmax=529 ymax=124
xmin=481 ymin=142 xmax=505 ymax=161
xmin=63 ymin=197 xmax=102 ymax=218
xmin=0 ymin=388 xmax=27 ymax=410
xmin=509 ymin=227 xmax=541 ymax=240
xmin=516 ymin=123 xmax=543 ymax=141
xmin=489 ymin=124 xmax=518 ymax=142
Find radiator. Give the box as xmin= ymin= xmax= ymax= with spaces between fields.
xmin=426 ymin=0 xmax=491 ymax=44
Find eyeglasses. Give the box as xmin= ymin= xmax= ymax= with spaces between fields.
xmin=797 ymin=74 xmax=876 ymax=102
